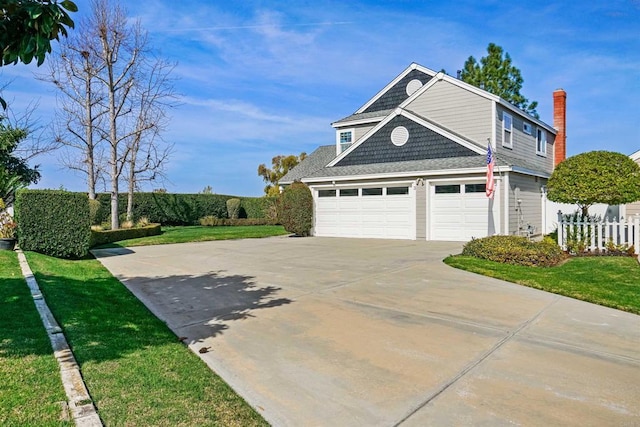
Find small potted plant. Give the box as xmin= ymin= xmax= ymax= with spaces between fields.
xmin=0 ymin=198 xmax=17 ymax=251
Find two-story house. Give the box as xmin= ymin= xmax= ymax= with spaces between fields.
xmin=281 ymin=63 xmax=566 ymax=241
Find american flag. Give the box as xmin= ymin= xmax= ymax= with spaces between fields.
xmin=486 ymin=143 xmax=495 ymax=199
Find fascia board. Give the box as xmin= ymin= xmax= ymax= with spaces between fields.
xmin=355 ymin=63 xmax=437 ymax=114
xmin=630 ymin=149 xmax=640 ymax=161
xmin=510 ymin=166 xmax=551 ymax=179
xmin=302 ymin=167 xmax=500 ymax=184
xmin=327 ymin=109 xmax=401 ymax=167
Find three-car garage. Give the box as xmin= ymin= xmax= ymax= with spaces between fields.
xmin=311 ymin=180 xmax=500 ymax=241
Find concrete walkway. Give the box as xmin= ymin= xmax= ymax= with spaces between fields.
xmin=93 ymin=237 xmax=640 ymax=426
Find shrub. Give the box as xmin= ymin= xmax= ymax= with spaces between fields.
xmin=15 ymin=190 xmax=90 ymax=258
xmin=277 ymin=182 xmax=313 ymax=236
xmin=89 ymin=198 xmax=102 ymax=225
xmin=462 ymin=235 xmax=566 ymax=267
xmin=226 ymin=198 xmax=241 ymax=219
xmin=90 ymin=223 xmax=162 ymax=248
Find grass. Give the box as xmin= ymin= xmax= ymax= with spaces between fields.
xmin=0 ymin=251 xmax=72 ymax=426
xmin=25 ymin=251 xmax=268 ymax=427
xmin=97 ymin=225 xmax=288 ymax=248
xmin=444 ymin=255 xmax=640 ymax=314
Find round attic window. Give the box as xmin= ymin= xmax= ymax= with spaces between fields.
xmin=405 ymin=79 xmax=423 ymax=96
xmin=391 ymin=126 xmax=409 ymax=146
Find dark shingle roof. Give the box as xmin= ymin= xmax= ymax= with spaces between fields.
xmin=279 ymin=145 xmax=336 ymax=184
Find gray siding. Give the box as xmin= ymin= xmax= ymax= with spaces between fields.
xmin=336 ymin=115 xmax=477 ymax=167
xmin=508 ymin=173 xmax=546 ymax=236
xmin=363 ymin=69 xmax=433 ymax=113
xmin=496 ymin=106 xmax=555 ymax=174
xmin=354 ymin=124 xmax=375 ymax=141
xmin=416 ymin=183 xmax=426 ymax=239
xmin=405 ymin=80 xmax=492 ymax=144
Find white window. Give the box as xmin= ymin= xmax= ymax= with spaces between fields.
xmin=502 ymin=113 xmax=513 ymax=148
xmin=337 ymin=129 xmax=354 ymax=153
xmin=523 ymin=122 xmax=532 ymax=135
xmin=536 ymin=128 xmax=547 ymax=156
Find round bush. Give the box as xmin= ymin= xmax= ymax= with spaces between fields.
xmin=277 ymin=182 xmax=313 ymax=236
xmin=462 ymin=235 xmax=566 ymax=267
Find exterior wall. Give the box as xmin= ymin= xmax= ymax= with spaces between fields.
xmin=416 ymin=182 xmax=426 ymax=239
xmin=335 ymin=115 xmax=476 ymax=167
xmin=495 ymin=106 xmax=555 ymax=174
xmin=353 ymin=124 xmax=376 ymax=142
xmin=508 ymin=173 xmax=546 ymax=236
xmin=405 ymin=80 xmax=492 ymax=145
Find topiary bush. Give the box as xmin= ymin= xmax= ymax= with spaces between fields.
xmin=277 ymin=182 xmax=313 ymax=236
xmin=226 ymin=198 xmax=241 ymax=219
xmin=15 ymin=190 xmax=90 ymax=258
xmin=462 ymin=235 xmax=566 ymax=267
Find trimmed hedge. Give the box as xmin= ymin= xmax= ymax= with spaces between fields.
xmin=462 ymin=235 xmax=566 ymax=267
xmin=90 ymin=223 xmax=162 ymax=247
xmin=92 ymin=193 xmax=272 ymax=225
xmin=277 ymin=182 xmax=313 ymax=236
xmin=198 ymin=217 xmax=278 ymax=227
xmin=16 ymin=190 xmax=90 ymax=259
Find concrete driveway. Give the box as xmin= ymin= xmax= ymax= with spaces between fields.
xmin=93 ymin=237 xmax=640 ymax=426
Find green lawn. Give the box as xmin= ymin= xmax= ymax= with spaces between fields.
xmin=0 ymin=251 xmax=72 ymax=426
xmin=25 ymin=251 xmax=268 ymax=427
xmin=99 ymin=225 xmax=288 ymax=247
xmin=444 ymin=255 xmax=640 ymax=314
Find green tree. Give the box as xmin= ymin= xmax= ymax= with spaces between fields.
xmin=258 ymin=152 xmax=307 ymax=196
xmin=461 ymin=43 xmax=538 ymax=118
xmin=0 ymin=118 xmax=39 ymax=204
xmin=0 ymin=0 xmax=78 ymax=108
xmin=547 ymin=151 xmax=640 ymax=217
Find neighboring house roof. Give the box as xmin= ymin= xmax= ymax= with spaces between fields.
xmin=280 ymin=145 xmax=336 ymax=185
xmin=631 ymin=149 xmax=640 ymax=162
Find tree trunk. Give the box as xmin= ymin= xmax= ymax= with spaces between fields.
xmin=85 ymin=55 xmax=96 ymax=200
xmin=127 ymin=148 xmax=136 ymax=222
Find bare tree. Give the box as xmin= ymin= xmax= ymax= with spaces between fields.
xmin=41 ymin=22 xmax=107 ymax=199
xmin=124 ymin=57 xmax=176 ymax=221
xmin=43 ymin=0 xmax=175 ymax=228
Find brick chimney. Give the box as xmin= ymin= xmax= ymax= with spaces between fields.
xmin=553 ymin=89 xmax=567 ymax=166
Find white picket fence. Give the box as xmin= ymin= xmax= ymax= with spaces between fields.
xmin=557 ymin=212 xmax=640 ymax=255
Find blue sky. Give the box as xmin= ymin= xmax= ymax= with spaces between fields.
xmin=2 ymin=0 xmax=639 ymax=196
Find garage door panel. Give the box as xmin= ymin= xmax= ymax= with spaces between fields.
xmin=430 ymin=182 xmax=499 ymax=242
xmin=314 ymin=187 xmax=414 ymax=239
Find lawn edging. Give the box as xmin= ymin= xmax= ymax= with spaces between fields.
xmin=15 ymin=250 xmax=101 ymax=426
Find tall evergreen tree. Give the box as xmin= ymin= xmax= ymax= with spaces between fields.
xmin=461 ymin=43 xmax=538 ymax=118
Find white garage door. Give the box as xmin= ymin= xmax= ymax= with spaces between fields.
xmin=430 ymin=182 xmax=499 ymax=241
xmin=314 ymin=186 xmax=414 ymax=239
